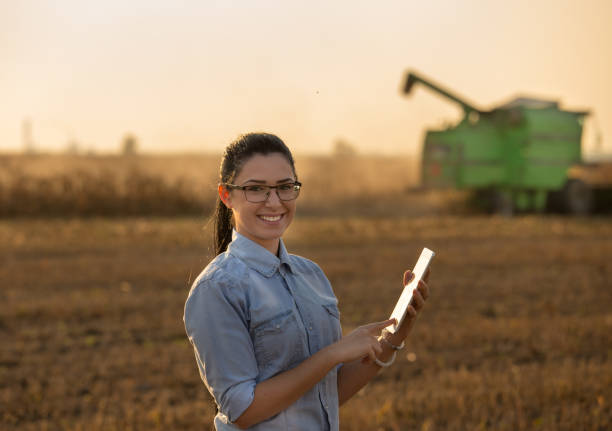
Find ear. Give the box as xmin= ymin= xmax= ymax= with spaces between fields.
xmin=218 ymin=184 xmax=232 ymax=209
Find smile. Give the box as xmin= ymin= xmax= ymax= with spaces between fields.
xmin=258 ymin=215 xmax=283 ymax=222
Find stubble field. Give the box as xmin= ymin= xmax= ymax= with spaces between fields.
xmin=1 ymin=155 xmax=611 ymax=430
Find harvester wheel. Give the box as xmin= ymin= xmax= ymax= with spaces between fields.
xmin=493 ymin=191 xmax=514 ymax=217
xmin=564 ymin=179 xmax=593 ymax=215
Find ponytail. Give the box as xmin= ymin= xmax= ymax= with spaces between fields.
xmin=213 ymin=197 xmax=233 ymax=255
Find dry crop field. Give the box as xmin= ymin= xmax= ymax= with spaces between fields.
xmin=1 ymin=155 xmax=611 ymax=430
xmin=2 ymin=215 xmax=611 ymax=430
xmin=0 ymin=154 xmax=429 ymax=217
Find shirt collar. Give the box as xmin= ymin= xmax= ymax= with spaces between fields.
xmin=228 ymin=230 xmax=293 ymax=277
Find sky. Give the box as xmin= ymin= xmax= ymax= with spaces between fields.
xmin=1 ymin=0 xmax=611 ymax=156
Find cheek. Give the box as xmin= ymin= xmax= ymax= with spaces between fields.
xmin=285 ymin=203 xmax=297 ymax=220
xmin=233 ymin=203 xmax=260 ymax=223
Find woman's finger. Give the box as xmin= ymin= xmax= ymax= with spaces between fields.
xmin=364 ymin=318 xmax=396 ymax=334
xmin=368 ymin=346 xmax=377 ymax=363
xmin=403 ymin=270 xmax=413 ymax=286
xmin=406 ymin=304 xmax=417 ymax=319
xmin=372 ymin=336 xmax=383 ymax=355
xmin=411 ymin=289 xmax=425 ymax=311
xmin=423 ymin=268 xmax=431 ymax=283
xmin=417 ymin=279 xmax=429 ymax=300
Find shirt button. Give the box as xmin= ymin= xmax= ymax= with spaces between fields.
xmin=308 ymin=326 xmax=313 ymax=331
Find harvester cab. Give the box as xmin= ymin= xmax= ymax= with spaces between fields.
xmin=402 ymin=70 xmax=597 ymax=215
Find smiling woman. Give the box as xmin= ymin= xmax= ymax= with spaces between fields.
xmin=210 ymin=134 xmax=299 ymax=256
xmin=219 ymin=152 xmax=300 ymax=255
xmin=183 ymin=133 xmax=431 ymax=430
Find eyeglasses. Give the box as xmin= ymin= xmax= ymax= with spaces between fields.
xmin=223 ymin=181 xmax=302 ymax=203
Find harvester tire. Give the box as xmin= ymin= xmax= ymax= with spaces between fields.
xmin=564 ymin=179 xmax=593 ymax=215
xmin=493 ymin=191 xmax=514 ymax=217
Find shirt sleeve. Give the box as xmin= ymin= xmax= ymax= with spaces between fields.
xmin=184 ymin=272 xmax=258 ymax=423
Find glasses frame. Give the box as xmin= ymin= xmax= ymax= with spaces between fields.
xmin=223 ymin=181 xmax=302 ymax=203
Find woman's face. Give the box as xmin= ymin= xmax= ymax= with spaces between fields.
xmin=222 ymin=153 xmax=297 ymax=255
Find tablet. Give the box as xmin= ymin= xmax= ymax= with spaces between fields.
xmin=387 ymin=247 xmax=435 ymax=333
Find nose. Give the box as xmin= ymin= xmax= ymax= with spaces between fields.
xmin=264 ymin=188 xmax=283 ymax=206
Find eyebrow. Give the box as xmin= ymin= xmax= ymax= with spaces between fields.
xmin=242 ymin=178 xmax=295 ymax=184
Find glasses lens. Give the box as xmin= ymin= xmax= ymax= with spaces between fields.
xmin=277 ymin=183 xmax=300 ymax=201
xmin=243 ymin=183 xmax=300 ymax=202
xmin=244 ymin=186 xmax=269 ymax=202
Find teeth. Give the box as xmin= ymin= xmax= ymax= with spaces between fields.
xmin=260 ymin=215 xmax=281 ymax=222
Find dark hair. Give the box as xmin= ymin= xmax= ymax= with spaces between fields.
xmin=212 ymin=133 xmax=297 ymax=256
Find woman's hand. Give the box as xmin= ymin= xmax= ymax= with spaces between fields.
xmin=383 ymin=268 xmax=431 ymax=346
xmin=328 ymin=319 xmax=396 ymax=364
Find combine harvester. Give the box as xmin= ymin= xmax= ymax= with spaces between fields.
xmin=401 ymin=70 xmax=612 ymax=215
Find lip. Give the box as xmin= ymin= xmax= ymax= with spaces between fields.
xmin=257 ymin=214 xmax=285 ymax=223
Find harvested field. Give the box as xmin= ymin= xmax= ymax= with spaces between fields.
xmin=1 ymin=215 xmax=611 ymax=430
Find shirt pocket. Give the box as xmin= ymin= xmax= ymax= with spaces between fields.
xmin=252 ymin=310 xmax=304 ymax=375
xmin=322 ymin=302 xmax=340 ymax=320
xmin=321 ymin=302 xmax=342 ymax=342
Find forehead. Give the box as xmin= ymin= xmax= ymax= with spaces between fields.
xmin=235 ymin=153 xmax=295 ymax=183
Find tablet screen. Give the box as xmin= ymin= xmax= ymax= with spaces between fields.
xmin=388 ymin=247 xmax=435 ymax=333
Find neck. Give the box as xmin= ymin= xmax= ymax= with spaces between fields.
xmin=237 ymin=230 xmax=280 ymax=256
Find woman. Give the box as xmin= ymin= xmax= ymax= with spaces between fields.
xmin=184 ymin=133 xmax=430 ymax=430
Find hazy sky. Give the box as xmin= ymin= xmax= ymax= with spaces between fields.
xmin=1 ymin=0 xmax=611 ymax=155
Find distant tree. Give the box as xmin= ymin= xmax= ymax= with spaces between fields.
xmin=332 ymin=138 xmax=357 ymax=158
xmin=65 ymin=140 xmax=80 ymax=155
xmin=121 ymin=134 xmax=138 ymax=156
xmin=22 ymin=118 xmax=36 ymax=154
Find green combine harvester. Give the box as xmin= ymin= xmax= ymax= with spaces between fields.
xmin=401 ymin=70 xmax=612 ymax=215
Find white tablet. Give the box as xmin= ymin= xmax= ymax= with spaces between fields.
xmin=387 ymin=247 xmax=435 ymax=333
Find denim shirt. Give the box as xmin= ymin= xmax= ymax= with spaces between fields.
xmin=184 ymin=231 xmax=342 ymax=430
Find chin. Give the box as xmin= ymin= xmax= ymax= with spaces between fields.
xmin=258 ymin=225 xmax=288 ymax=240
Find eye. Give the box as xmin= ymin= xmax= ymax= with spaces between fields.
xmin=245 ymin=185 xmax=265 ymax=192
xmin=278 ymin=183 xmax=294 ymax=191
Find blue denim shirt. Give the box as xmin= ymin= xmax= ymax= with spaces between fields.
xmin=184 ymin=231 xmax=342 ymax=430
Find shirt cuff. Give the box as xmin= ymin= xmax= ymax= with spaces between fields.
xmin=221 ymin=379 xmax=256 ymax=423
